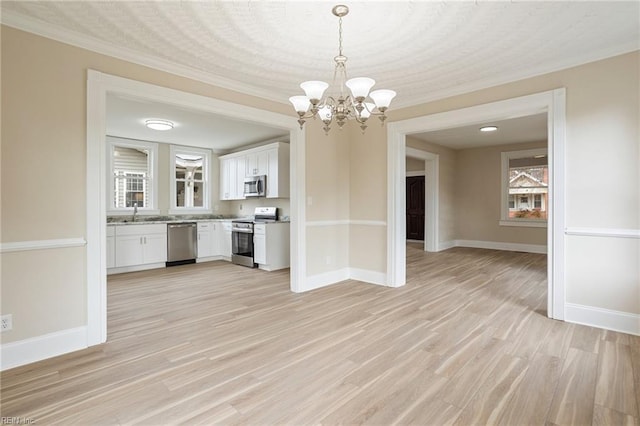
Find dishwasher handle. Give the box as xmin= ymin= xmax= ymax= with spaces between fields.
xmin=168 ymin=223 xmax=196 ymax=228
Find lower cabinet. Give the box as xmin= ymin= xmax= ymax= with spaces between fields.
xmin=106 ymin=226 xmax=115 ymax=269
xmin=253 ymin=222 xmax=289 ymax=271
xmin=197 ymin=220 xmax=232 ymax=261
xmin=220 ymin=221 xmax=232 ymax=259
xmin=111 ymin=224 xmax=167 ymax=272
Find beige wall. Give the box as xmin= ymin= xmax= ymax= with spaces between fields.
xmin=349 ymin=122 xmax=387 ymax=272
xmin=406 ymin=156 xmax=424 ymax=172
xmin=305 ymin=120 xmax=350 ymax=275
xmin=454 ymin=141 xmax=547 ymax=245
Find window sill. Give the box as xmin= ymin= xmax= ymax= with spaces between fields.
xmin=499 ymin=219 xmax=547 ymax=228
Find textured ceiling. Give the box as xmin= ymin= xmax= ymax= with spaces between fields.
xmin=2 ymin=1 xmax=638 ymax=109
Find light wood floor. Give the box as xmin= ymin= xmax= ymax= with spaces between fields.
xmin=2 ymin=244 xmax=639 ymax=425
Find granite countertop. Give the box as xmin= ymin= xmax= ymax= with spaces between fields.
xmin=107 ymin=215 xmax=290 ymax=225
xmin=107 ymin=214 xmax=239 ymax=225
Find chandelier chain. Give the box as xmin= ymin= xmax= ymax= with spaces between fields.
xmin=338 ymin=16 xmax=343 ymax=57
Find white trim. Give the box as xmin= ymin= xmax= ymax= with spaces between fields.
xmin=303 ymin=268 xmax=388 ymax=292
xmin=106 ymin=262 xmax=167 ymax=275
xmin=0 ymin=238 xmax=86 ymax=253
xmin=438 ymin=240 xmax=456 ymax=251
xmin=305 ymin=220 xmax=386 ymax=227
xmin=454 ymin=240 xmax=547 ymax=254
xmin=406 ymin=147 xmax=439 ymax=254
xmin=306 ymin=220 xmax=350 ymax=227
xmin=349 ymin=268 xmax=387 ymax=286
xmin=499 ymin=220 xmax=547 ymax=228
xmin=406 ymin=171 xmax=425 ymax=177
xmin=87 ymin=70 xmax=305 ymax=345
xmin=388 ymin=89 xmax=566 ymax=321
xmin=565 ymin=227 xmax=640 ymax=239
xmin=565 ymin=303 xmax=640 ymax=336
xmin=304 ymin=268 xmax=350 ymax=292
xmin=350 ymin=220 xmax=387 ymax=227
xmin=1 ymin=327 xmax=88 ymax=371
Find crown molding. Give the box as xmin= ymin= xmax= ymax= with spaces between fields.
xmin=1 ymin=10 xmax=290 ymax=107
xmin=390 ymin=42 xmax=640 ymax=110
xmin=3 ymin=9 xmax=638 ymax=111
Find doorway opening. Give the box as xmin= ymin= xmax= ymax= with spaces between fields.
xmin=86 ymin=70 xmax=306 ymax=346
xmin=387 ymin=89 xmax=566 ymax=320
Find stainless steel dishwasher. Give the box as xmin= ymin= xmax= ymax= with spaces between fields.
xmin=166 ymin=222 xmax=197 ymax=266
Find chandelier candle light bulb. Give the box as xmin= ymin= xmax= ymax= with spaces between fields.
xmin=289 ymin=4 xmax=396 ymax=134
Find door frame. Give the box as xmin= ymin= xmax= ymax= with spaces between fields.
xmin=86 ymin=70 xmax=306 ymax=345
xmin=387 ymin=89 xmax=566 ymax=320
xmin=406 ymin=148 xmax=439 ymax=252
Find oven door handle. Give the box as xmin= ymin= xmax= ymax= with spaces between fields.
xmin=232 ymin=228 xmax=254 ymax=234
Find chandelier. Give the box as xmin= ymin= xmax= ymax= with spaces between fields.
xmin=289 ymin=5 xmax=396 ymax=134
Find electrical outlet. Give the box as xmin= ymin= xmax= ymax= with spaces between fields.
xmin=1 ymin=314 xmax=12 ymax=332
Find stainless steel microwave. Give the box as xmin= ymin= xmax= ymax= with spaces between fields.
xmin=243 ymin=175 xmax=266 ymax=197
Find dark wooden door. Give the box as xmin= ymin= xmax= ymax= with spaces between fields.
xmin=406 ymin=176 xmax=425 ymax=240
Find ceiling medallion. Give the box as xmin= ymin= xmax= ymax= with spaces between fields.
xmin=289 ymin=4 xmax=396 ymax=135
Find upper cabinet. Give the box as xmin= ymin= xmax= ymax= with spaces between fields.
xmin=219 ymin=142 xmax=289 ymax=200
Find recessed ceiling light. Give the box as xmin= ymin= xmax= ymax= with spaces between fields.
xmin=480 ymin=126 xmax=498 ymax=132
xmin=145 ymin=119 xmax=174 ymax=131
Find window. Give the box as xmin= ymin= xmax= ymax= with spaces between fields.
xmin=108 ymin=138 xmax=159 ymax=214
xmin=500 ymin=148 xmax=548 ymax=227
xmin=170 ymin=145 xmax=211 ymax=214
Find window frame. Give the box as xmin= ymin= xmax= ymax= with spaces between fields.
xmin=500 ymin=147 xmax=548 ymax=228
xmin=169 ymin=145 xmax=212 ymax=215
xmin=107 ymin=138 xmax=159 ymax=215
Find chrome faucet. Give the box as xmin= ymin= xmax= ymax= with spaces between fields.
xmin=132 ymin=202 xmax=138 ymax=222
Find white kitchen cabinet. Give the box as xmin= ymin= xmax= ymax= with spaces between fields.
xmin=197 ymin=222 xmax=213 ymax=258
xmin=219 ymin=142 xmax=289 ymax=200
xmin=197 ymin=221 xmax=224 ymax=261
xmin=253 ymin=222 xmax=289 ymax=271
xmin=253 ymin=225 xmax=266 ymax=265
xmin=219 ymin=156 xmax=246 ymax=200
xmin=245 ymin=149 xmax=269 ymax=176
xmin=113 ymin=224 xmax=167 ymax=269
xmin=220 ymin=221 xmax=232 ymax=259
xmin=266 ymin=144 xmax=290 ymax=198
xmin=106 ymin=226 xmax=116 ymax=269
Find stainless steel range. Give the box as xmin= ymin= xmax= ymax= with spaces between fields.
xmin=231 ymin=207 xmax=278 ymax=268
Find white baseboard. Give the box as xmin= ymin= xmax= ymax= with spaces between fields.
xmin=438 ymin=240 xmax=456 ymax=251
xmin=304 ymin=267 xmax=388 ymax=291
xmin=455 ymin=239 xmax=547 ymax=254
xmin=565 ymin=303 xmax=640 ymax=336
xmin=350 ymin=268 xmax=387 ymax=286
xmin=304 ymin=268 xmax=350 ymax=291
xmin=1 ymin=326 xmax=88 ymax=371
xmin=107 ymin=262 xmax=166 ymax=275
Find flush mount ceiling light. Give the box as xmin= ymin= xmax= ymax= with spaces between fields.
xmin=479 ymin=126 xmax=498 ymax=132
xmin=289 ymin=4 xmax=396 ymax=135
xmin=145 ymin=119 xmax=174 ymax=131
